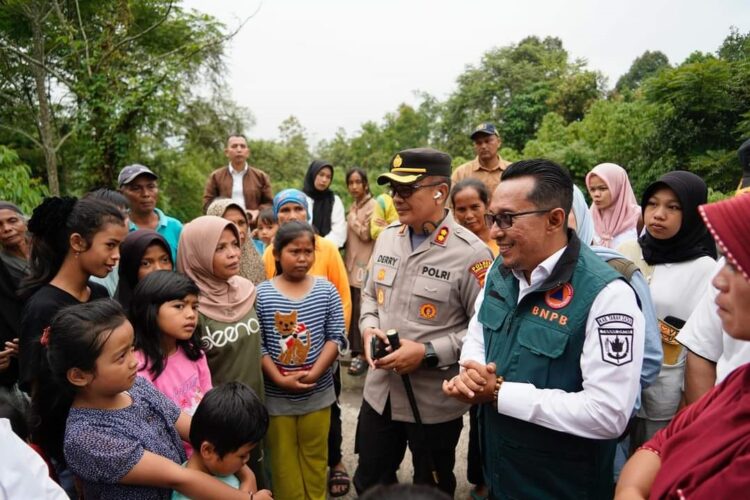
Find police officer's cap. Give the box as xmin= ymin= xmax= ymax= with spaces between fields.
xmin=470 ymin=123 xmax=499 ymax=140
xmin=377 ymin=147 xmax=452 ymax=185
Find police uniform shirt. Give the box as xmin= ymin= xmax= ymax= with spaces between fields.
xmin=461 ymin=246 xmax=645 ymax=439
xmin=360 ymin=212 xmax=494 ymax=424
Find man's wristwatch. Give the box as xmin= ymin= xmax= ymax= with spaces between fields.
xmin=422 ymin=341 xmax=439 ymax=368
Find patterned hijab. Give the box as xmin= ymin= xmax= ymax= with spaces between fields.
xmin=177 ymin=216 xmax=255 ymax=323
xmin=700 ymin=192 xmax=750 ymax=281
xmin=586 ymin=163 xmax=640 ymax=248
xmin=205 ymin=198 xmax=267 ymax=285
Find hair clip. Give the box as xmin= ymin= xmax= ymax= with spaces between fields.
xmin=40 ymin=326 xmax=51 ymax=347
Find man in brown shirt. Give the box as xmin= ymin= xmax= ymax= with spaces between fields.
xmin=202 ymin=134 xmax=274 ymax=222
xmin=451 ymin=123 xmax=511 ymax=197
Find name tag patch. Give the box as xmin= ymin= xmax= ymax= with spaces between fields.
xmin=596 ymin=314 xmax=634 ymax=366
xmin=376 ymin=254 xmax=400 ymax=268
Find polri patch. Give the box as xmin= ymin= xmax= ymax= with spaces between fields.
xmin=469 ymin=259 xmax=493 ymax=287
xmin=545 ymin=283 xmax=574 ymax=310
xmin=419 ymin=303 xmax=438 ymax=320
xmin=596 ymin=314 xmax=634 ymax=366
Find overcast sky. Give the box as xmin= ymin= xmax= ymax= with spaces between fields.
xmin=182 ymin=0 xmax=750 ymax=145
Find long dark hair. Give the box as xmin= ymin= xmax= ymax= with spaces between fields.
xmin=20 ymin=197 xmax=125 ymax=298
xmin=273 ymin=221 xmax=316 ymax=276
xmin=30 ymin=299 xmax=128 ymax=465
xmin=346 ymin=167 xmax=370 ymax=196
xmin=130 ymin=270 xmax=202 ymax=380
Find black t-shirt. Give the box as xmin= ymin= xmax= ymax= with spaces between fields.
xmin=19 ymin=282 xmax=109 ymax=392
xmin=0 ymin=257 xmax=24 ymax=388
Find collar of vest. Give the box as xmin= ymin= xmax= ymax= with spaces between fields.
xmin=500 ymin=230 xmax=582 ymax=292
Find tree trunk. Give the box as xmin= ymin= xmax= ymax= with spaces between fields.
xmin=29 ymin=5 xmax=60 ymax=196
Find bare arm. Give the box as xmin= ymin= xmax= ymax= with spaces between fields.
xmin=122 ymin=450 xmax=255 ymax=499
xmin=174 ymin=411 xmax=191 ymax=442
xmin=684 ymin=351 xmax=717 ymax=405
xmin=615 ymin=449 xmax=661 ymax=500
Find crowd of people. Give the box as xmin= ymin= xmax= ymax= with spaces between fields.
xmin=1 ymin=128 xmax=749 ymax=500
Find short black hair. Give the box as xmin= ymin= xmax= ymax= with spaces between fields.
xmin=84 ymin=188 xmax=130 ymax=211
xmin=258 ymin=207 xmax=276 ymax=226
xmin=501 ymin=159 xmax=573 ymax=217
xmin=226 ymin=133 xmax=247 ymax=144
xmin=189 ymin=382 xmax=269 ymax=457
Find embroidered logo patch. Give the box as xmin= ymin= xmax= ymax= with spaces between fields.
xmin=545 ymin=283 xmax=574 ymax=310
xmin=376 ymin=268 xmax=386 ymax=281
xmin=596 ymin=314 xmax=634 ymax=366
xmin=419 ymin=303 xmax=437 ymax=320
xmin=377 ymin=287 xmax=385 ymax=305
xmin=434 ymin=227 xmax=449 ymax=245
xmin=469 ymin=259 xmax=493 ymax=287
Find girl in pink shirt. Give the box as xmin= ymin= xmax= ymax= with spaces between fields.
xmin=130 ymin=271 xmax=212 ymax=431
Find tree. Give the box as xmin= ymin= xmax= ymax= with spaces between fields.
xmin=615 ymin=50 xmax=670 ymax=93
xmin=0 ymin=145 xmax=49 ymax=213
xmin=0 ymin=0 xmax=239 ymax=194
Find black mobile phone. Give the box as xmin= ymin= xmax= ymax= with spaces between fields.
xmin=370 ymin=336 xmax=389 ymax=360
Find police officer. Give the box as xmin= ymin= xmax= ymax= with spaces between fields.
xmin=444 ymin=159 xmax=645 ymax=499
xmin=353 ymin=148 xmax=494 ymax=496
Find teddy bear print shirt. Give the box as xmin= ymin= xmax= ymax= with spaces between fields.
xmin=256 ymin=277 xmax=346 ymax=416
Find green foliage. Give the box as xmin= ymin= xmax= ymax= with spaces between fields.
xmin=615 ymin=50 xmax=670 ymax=93
xmin=0 ymin=145 xmax=48 ymax=212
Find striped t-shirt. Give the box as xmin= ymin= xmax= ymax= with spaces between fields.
xmin=256 ymin=277 xmax=345 ymax=415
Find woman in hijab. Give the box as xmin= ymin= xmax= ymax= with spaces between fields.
xmin=177 ymin=215 xmax=267 ymax=487
xmin=303 ymin=160 xmax=347 ymax=248
xmin=616 ymin=192 xmax=750 ymax=499
xmin=206 ymin=198 xmax=267 ymax=285
xmin=115 ymin=229 xmax=173 ymax=310
xmin=618 ymin=171 xmax=717 ymax=447
xmin=586 ymin=163 xmax=640 ymax=248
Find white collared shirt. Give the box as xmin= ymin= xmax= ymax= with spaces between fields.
xmin=228 ymin=163 xmax=248 ymax=209
xmin=461 ymin=246 xmax=645 ymax=439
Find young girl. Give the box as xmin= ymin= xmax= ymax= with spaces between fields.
xmin=256 ymin=221 xmax=345 ymax=500
xmin=130 ymin=271 xmax=211 ymax=420
xmin=302 ymin=160 xmax=347 ymax=248
xmin=32 ymin=299 xmax=265 ymax=500
xmin=344 ymin=167 xmax=376 ymax=377
xmin=585 ymin=162 xmax=640 ymax=248
xmin=619 ymin=171 xmax=717 ymax=446
xmin=176 ymin=215 xmax=267 ymax=486
xmin=20 ymin=197 xmax=127 ymax=395
xmin=206 ymin=198 xmax=267 ymax=285
xmin=116 ymin=229 xmax=173 ymax=310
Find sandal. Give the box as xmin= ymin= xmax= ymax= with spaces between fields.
xmin=328 ymin=468 xmax=351 ymax=497
xmin=347 ymin=356 xmax=367 ymax=376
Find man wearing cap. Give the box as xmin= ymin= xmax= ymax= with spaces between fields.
xmin=118 ymin=164 xmax=183 ymax=261
xmin=443 ymin=159 xmax=645 ymax=498
xmin=354 ymin=148 xmax=493 ymax=496
xmin=202 ymin=134 xmax=274 ymax=222
xmin=451 ymin=123 xmax=511 ymax=198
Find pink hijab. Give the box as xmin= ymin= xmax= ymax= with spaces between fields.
xmin=585 ymin=163 xmax=640 ymax=248
xmin=177 ymin=215 xmax=256 ymax=323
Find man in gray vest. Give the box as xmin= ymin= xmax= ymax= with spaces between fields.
xmin=443 ymin=159 xmax=645 ymax=499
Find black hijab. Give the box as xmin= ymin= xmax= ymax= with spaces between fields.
xmin=303 ymin=159 xmax=335 ymax=237
xmin=115 ymin=229 xmax=172 ymax=310
xmin=638 ymin=171 xmax=717 ymax=265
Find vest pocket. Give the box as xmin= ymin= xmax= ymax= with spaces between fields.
xmin=517 ymin=324 xmax=570 ymax=387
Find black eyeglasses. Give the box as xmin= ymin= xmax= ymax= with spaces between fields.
xmin=389 ymin=181 xmax=444 ymax=199
xmin=484 ymin=209 xmax=551 ymax=229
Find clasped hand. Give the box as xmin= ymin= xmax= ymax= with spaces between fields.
xmin=442 ymin=360 xmax=498 ymax=404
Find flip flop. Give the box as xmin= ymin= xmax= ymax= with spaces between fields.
xmin=328 ymin=468 xmax=351 ymax=497
xmin=347 ymin=356 xmax=367 ymax=376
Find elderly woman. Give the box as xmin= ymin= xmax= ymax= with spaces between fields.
xmin=615 ymin=192 xmax=750 ymax=499
xmin=0 ymin=202 xmax=28 ymax=388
